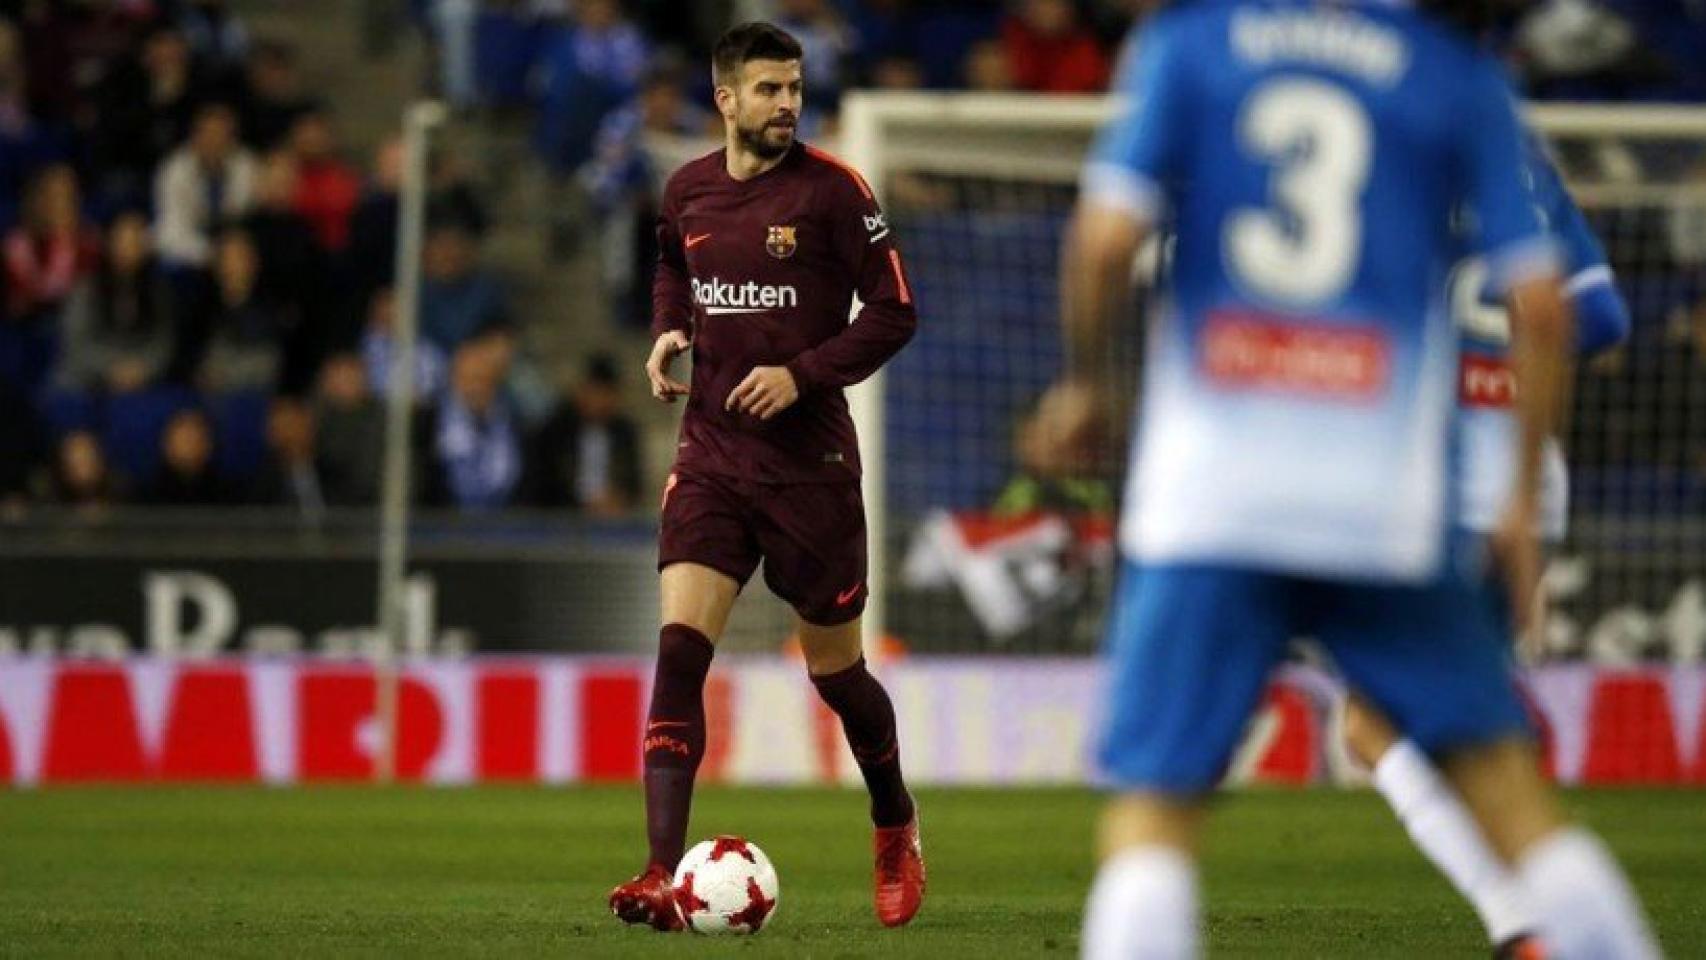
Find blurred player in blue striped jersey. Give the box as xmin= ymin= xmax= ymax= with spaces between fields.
xmin=1034 ymin=1 xmax=1660 ymax=956
xmin=1340 ymin=127 xmax=1634 ymax=958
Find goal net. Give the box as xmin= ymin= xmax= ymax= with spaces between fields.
xmin=843 ymin=93 xmax=1706 ymax=662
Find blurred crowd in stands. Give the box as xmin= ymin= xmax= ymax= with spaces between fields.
xmin=424 ymin=0 xmax=1706 ymax=132
xmin=2 ymin=0 xmax=1703 ymax=521
xmin=460 ymin=0 xmax=1706 ymax=515
xmin=0 ymin=0 xmax=644 ymax=518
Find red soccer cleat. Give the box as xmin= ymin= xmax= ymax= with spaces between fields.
xmin=1494 ymin=934 xmax=1549 ymax=960
xmin=873 ymin=812 xmax=926 ymax=928
xmin=608 ymin=864 xmax=684 ymax=931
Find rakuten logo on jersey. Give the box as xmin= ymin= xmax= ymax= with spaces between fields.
xmin=1201 ymin=312 xmax=1390 ymax=400
xmin=692 ymin=277 xmax=799 ymax=315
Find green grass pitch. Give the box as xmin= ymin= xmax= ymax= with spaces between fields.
xmin=1 ymin=786 xmax=1702 ymax=957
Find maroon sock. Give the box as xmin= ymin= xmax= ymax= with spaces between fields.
xmin=642 ymin=623 xmax=714 ymax=872
xmin=811 ymin=657 xmax=915 ymax=828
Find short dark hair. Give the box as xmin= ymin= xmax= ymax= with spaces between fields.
xmin=713 ymin=22 xmax=803 ymax=86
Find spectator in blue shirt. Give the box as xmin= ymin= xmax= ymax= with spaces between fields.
xmin=774 ymin=0 xmax=853 ymax=110
xmin=579 ymin=64 xmax=712 ymax=327
xmin=474 ymin=0 xmax=549 ymax=110
xmin=418 ymin=218 xmax=509 ymax=352
xmin=532 ymin=0 xmax=648 ymax=175
xmin=424 ymin=326 xmax=524 ymax=510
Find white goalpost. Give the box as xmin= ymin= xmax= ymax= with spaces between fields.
xmin=839 ymin=93 xmax=1112 ymax=656
xmin=838 ymin=96 xmax=889 ymax=656
xmin=839 ymin=92 xmax=1114 ymax=654
xmin=374 ymin=99 xmax=447 ymax=783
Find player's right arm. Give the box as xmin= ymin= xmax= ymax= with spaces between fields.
xmin=1037 ymin=16 xmax=1185 ymax=452
xmin=1462 ymin=66 xmax=1573 ymax=626
xmin=648 ymin=178 xmax=693 ymax=402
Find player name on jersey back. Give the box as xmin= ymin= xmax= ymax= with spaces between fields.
xmin=1230 ymin=8 xmax=1408 ymax=85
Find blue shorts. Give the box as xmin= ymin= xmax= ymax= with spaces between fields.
xmin=1096 ymin=539 xmax=1531 ymax=794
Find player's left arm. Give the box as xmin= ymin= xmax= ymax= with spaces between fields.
xmin=1525 ymin=132 xmax=1632 ymax=356
xmin=728 ymin=172 xmax=918 ymax=420
xmin=1569 ymin=270 xmax=1629 ymax=356
xmin=1553 ymin=189 xmax=1631 ymax=356
xmin=1464 ymin=69 xmax=1572 ymax=632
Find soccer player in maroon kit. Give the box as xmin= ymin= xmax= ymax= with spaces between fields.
xmin=606 ymin=22 xmax=924 ymax=931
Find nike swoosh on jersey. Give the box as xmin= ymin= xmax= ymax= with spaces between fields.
xmin=684 ymin=233 xmax=713 ymax=249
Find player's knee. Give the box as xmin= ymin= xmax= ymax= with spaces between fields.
xmin=797 ymin=616 xmax=864 ymax=677
xmin=1341 ymin=693 xmax=1400 ymax=769
xmin=803 ymin=647 xmax=861 ymax=678
xmin=659 ymin=563 xmax=742 ymax=641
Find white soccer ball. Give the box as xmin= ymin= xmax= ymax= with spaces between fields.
xmin=671 ymin=836 xmax=780 ymax=934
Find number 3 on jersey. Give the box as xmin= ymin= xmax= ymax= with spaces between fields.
xmin=1228 ymin=79 xmax=1372 ymax=306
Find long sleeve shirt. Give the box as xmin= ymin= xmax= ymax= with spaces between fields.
xmin=652 ymin=142 xmax=917 ymax=484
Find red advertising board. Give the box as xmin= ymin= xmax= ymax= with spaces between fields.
xmin=1 ymin=658 xmax=1701 ymax=787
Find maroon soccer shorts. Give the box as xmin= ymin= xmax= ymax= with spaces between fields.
xmin=657 ymin=470 xmax=869 ymax=625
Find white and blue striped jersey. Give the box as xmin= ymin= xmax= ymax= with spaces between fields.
xmin=1085 ymin=0 xmax=1559 ymax=580
xmin=1452 ymin=129 xmax=1631 ymax=540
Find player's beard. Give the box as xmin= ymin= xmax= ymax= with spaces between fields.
xmin=737 ymin=116 xmax=797 ymax=160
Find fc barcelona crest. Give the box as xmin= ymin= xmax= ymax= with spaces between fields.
xmin=766 ymin=225 xmax=798 ymax=259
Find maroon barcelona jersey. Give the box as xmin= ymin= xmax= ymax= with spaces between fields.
xmin=652 ymin=142 xmax=917 ymax=484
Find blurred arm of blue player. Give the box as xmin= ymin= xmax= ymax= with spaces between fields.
xmin=1024 ymin=205 xmax=1148 ymax=462
xmin=1572 ymin=275 xmax=1629 ymax=354
xmin=1528 ymin=131 xmax=1631 ymax=356
xmin=1030 ymin=18 xmax=1183 ymax=455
